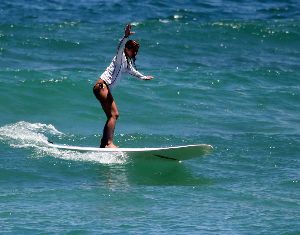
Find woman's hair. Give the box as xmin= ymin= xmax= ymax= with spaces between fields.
xmin=125 ymin=40 xmax=140 ymax=52
xmin=125 ymin=40 xmax=140 ymax=69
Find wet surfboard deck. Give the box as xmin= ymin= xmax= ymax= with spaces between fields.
xmin=47 ymin=142 xmax=213 ymax=161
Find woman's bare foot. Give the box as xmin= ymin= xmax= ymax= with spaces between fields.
xmin=105 ymin=143 xmax=118 ymax=148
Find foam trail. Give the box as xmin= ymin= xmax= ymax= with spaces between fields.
xmin=36 ymin=146 xmax=128 ymax=164
xmin=0 ymin=121 xmax=62 ymax=147
xmin=0 ymin=121 xmax=128 ymax=164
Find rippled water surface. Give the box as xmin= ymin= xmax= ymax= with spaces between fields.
xmin=0 ymin=0 xmax=299 ymax=234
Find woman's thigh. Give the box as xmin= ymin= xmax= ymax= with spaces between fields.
xmin=101 ymin=91 xmax=119 ymax=119
xmin=94 ymin=83 xmax=119 ymax=118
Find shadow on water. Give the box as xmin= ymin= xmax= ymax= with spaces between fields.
xmin=37 ymin=154 xmax=212 ymax=188
xmin=95 ymin=158 xmax=212 ymax=187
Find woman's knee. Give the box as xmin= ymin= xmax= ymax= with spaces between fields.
xmin=106 ymin=111 xmax=119 ymax=120
xmin=112 ymin=111 xmax=119 ymax=120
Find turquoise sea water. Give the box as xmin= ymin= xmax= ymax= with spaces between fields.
xmin=1 ymin=0 xmax=300 ymax=234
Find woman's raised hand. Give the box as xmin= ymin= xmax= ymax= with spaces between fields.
xmin=124 ymin=24 xmax=135 ymax=38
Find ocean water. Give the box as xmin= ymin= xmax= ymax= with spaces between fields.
xmin=0 ymin=0 xmax=300 ymax=234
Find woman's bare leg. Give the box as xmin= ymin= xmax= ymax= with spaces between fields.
xmin=100 ymin=98 xmax=119 ymax=148
xmin=93 ymin=80 xmax=119 ymax=148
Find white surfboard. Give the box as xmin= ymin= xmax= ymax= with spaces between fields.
xmin=47 ymin=142 xmax=213 ymax=161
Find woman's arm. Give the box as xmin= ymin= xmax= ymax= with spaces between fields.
xmin=116 ymin=24 xmax=134 ymax=59
xmin=124 ymin=24 xmax=154 ymax=80
xmin=128 ymin=62 xmax=153 ymax=80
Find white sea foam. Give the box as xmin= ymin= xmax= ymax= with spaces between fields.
xmin=0 ymin=121 xmax=127 ymax=164
xmin=35 ymin=146 xmax=128 ymax=164
xmin=0 ymin=121 xmax=62 ymax=147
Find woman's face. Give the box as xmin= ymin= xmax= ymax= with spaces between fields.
xmin=125 ymin=47 xmax=138 ymax=58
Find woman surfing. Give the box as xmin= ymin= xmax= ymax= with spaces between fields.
xmin=93 ymin=24 xmax=153 ymax=148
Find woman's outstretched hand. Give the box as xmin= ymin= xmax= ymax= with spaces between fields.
xmin=124 ymin=24 xmax=135 ymax=38
xmin=144 ymin=76 xmax=154 ymax=80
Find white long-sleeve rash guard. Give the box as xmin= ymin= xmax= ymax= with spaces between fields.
xmin=100 ymin=36 xmax=147 ymax=89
